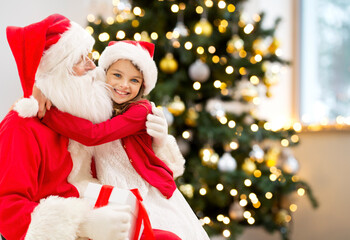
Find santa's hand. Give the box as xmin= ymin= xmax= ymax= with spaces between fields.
xmin=146 ymin=102 xmax=168 ymax=148
xmin=78 ymin=205 xmax=131 ymax=240
xmin=32 ymin=85 xmax=52 ymax=119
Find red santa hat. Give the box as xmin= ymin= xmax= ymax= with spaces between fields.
xmin=7 ymin=13 xmax=95 ymax=98
xmin=98 ymin=40 xmax=157 ymax=95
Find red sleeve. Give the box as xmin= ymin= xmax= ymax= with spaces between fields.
xmin=41 ymin=101 xmax=151 ymax=146
xmin=0 ymin=119 xmax=40 ymax=239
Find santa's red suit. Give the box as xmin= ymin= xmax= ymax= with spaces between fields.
xmin=0 ymin=110 xmax=92 ymax=240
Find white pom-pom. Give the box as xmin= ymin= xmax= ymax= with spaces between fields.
xmin=13 ymin=96 xmax=39 ymax=118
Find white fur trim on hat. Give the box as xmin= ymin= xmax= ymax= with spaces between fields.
xmin=98 ymin=42 xmax=158 ymax=95
xmin=36 ymin=22 xmax=95 ymax=78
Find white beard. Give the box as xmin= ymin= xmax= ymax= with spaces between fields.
xmin=36 ymin=67 xmax=114 ymax=195
xmin=36 ymin=67 xmax=113 ymax=123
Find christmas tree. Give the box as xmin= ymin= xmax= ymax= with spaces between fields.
xmin=86 ymin=0 xmax=318 ymax=239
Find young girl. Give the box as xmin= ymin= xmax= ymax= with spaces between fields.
xmin=41 ymin=40 xmax=210 ymax=240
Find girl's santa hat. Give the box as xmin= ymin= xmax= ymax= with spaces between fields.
xmin=7 ymin=13 xmax=95 ymax=98
xmin=98 ymin=40 xmax=158 ymax=95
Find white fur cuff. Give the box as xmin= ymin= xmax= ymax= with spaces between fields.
xmin=25 ymin=196 xmax=91 ymax=240
xmin=154 ymin=135 xmax=186 ymax=179
xmin=13 ymin=96 xmax=38 ymax=118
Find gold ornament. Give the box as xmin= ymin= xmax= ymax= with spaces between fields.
xmin=194 ymin=18 xmax=213 ymax=36
xmin=268 ymin=38 xmax=280 ymax=54
xmin=265 ymin=147 xmax=281 ymax=167
xmin=263 ymin=76 xmax=279 ymax=88
xmin=160 ymin=53 xmax=178 ymax=74
xmin=167 ymin=96 xmax=185 ymax=116
xmin=185 ymin=107 xmax=198 ymax=127
xmin=199 ymin=145 xmax=218 ymax=168
xmin=179 ymin=184 xmax=194 ymax=198
xmin=242 ymin=158 xmax=256 ymax=175
xmin=265 ymin=87 xmax=272 ymax=98
xmin=275 ymin=209 xmax=290 ymax=225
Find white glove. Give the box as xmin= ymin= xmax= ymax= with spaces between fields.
xmin=78 ymin=205 xmax=131 ymax=240
xmin=146 ymin=102 xmax=168 ymax=148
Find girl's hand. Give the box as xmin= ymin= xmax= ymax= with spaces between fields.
xmin=146 ymin=102 xmax=168 ymax=147
xmin=32 ymin=85 xmax=52 ymax=119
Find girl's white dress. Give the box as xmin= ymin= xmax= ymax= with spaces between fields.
xmin=93 ymin=140 xmax=210 ymax=240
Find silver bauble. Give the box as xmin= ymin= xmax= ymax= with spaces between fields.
xmin=188 ymin=59 xmax=210 ymax=82
xmin=218 ymin=152 xmax=237 ymax=172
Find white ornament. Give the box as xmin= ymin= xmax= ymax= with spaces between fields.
xmin=229 ymin=202 xmax=244 ymax=221
xmin=188 ymin=59 xmax=210 ymax=82
xmin=218 ymin=152 xmax=237 ymax=172
xmin=249 ymin=144 xmax=264 ymax=160
xmin=173 ymin=21 xmax=189 ymax=37
xmin=283 ymin=156 xmax=299 ymax=174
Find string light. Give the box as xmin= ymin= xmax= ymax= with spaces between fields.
xmin=197 ymin=46 xmax=205 ymax=54
xmin=229 ymin=141 xmax=238 ymax=150
xmin=182 ymin=131 xmax=191 ymax=139
xmin=247 ymin=217 xmax=255 ymax=224
xmin=196 ymin=6 xmax=203 ymax=14
xmin=223 ymin=230 xmax=231 ymax=238
xmin=218 ymin=0 xmax=226 ymax=9
xmin=216 ymin=184 xmax=224 ymax=191
xmin=85 ymin=26 xmax=94 ymax=35
xmin=116 ymin=30 xmax=126 ymax=39
xmin=225 ymin=66 xmax=234 ymax=74
xmin=227 ymin=4 xmax=236 ymax=12
xmin=228 ymin=120 xmax=236 ymax=128
xmin=199 ymin=188 xmax=207 ymax=195
xmin=98 ymin=32 xmax=110 ymax=42
xmin=131 ymin=19 xmax=139 ymax=27
xmin=134 ymin=33 xmax=141 ymax=41
xmin=213 ymin=80 xmax=221 ymax=88
xmin=133 ymin=7 xmax=142 ymax=16
xmin=250 ymin=124 xmax=259 ymax=132
xmin=150 ymin=32 xmax=158 ymax=40
xmin=92 ymin=51 xmax=100 ymax=60
xmin=184 ymin=41 xmax=193 ymax=50
xmin=265 ymin=192 xmax=273 ymax=199
xmin=193 ymin=81 xmax=201 ymax=90
xmin=171 ymin=4 xmax=179 ymax=13
xmin=244 ymin=24 xmax=254 ymax=34
xmin=297 ymin=188 xmax=305 ymax=196
xmin=230 ymin=189 xmax=238 ymax=196
xmin=106 ymin=17 xmax=114 ymax=25
xmin=205 ymin=0 xmax=213 ymax=8
xmin=87 ymin=14 xmax=96 ymax=22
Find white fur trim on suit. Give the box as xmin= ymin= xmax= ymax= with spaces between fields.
xmin=68 ymin=140 xmax=101 ymax=195
xmin=98 ymin=42 xmax=158 ymax=95
xmin=153 ymin=135 xmax=185 ymax=179
xmin=13 ymin=96 xmax=39 ymax=118
xmin=25 ymin=196 xmax=92 ymax=240
xmin=36 ymin=22 xmax=95 ymax=78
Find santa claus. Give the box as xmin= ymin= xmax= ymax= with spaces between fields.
xmin=0 ymin=14 xmax=184 ymax=240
